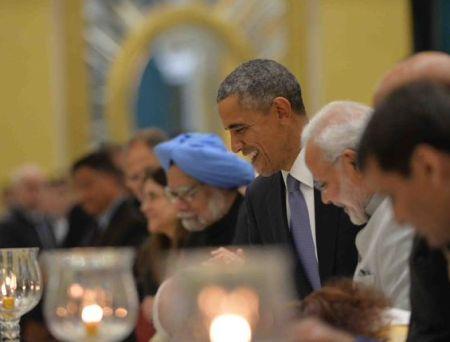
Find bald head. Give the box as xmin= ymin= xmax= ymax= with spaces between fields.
xmin=10 ymin=164 xmax=47 ymax=211
xmin=374 ymin=51 xmax=450 ymax=105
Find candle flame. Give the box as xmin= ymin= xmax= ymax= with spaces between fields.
xmin=81 ymin=304 xmax=103 ymax=323
xmin=210 ymin=314 xmax=251 ymax=342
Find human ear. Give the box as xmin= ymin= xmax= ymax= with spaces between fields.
xmin=272 ymin=97 xmax=293 ymax=120
xmin=341 ymin=149 xmax=359 ymax=171
xmin=411 ymin=145 xmax=446 ymax=186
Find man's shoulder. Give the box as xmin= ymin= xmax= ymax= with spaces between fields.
xmin=247 ymin=172 xmax=282 ymax=196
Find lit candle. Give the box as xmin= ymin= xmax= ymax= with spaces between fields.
xmin=1 ymin=273 xmax=17 ymax=310
xmin=210 ymin=314 xmax=251 ymax=342
xmin=81 ymin=304 xmax=103 ymax=337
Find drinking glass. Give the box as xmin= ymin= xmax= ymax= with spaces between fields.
xmin=42 ymin=248 xmax=138 ymax=341
xmin=0 ymin=248 xmax=42 ymax=341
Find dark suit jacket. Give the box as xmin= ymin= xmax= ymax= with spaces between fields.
xmin=63 ymin=204 xmax=97 ymax=248
xmin=64 ymin=199 xmax=148 ymax=249
xmin=407 ymin=236 xmax=450 ymax=342
xmin=0 ymin=207 xmax=56 ymax=249
xmin=93 ymin=199 xmax=148 ymax=248
xmin=234 ymin=172 xmax=359 ymax=299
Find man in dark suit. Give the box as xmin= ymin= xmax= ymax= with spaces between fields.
xmin=216 ymin=59 xmax=359 ymax=298
xmin=0 ymin=164 xmax=56 ymax=249
xmin=70 ymin=150 xmax=148 ymax=248
xmin=0 ymin=165 xmax=57 ymax=342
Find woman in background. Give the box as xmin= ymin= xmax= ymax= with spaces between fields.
xmin=135 ymin=167 xmax=188 ymax=341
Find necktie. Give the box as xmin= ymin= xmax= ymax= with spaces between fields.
xmin=287 ymin=174 xmax=321 ymax=290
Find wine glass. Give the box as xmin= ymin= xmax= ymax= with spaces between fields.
xmin=0 ymin=248 xmax=43 ymax=341
xmin=41 ymin=248 xmax=139 ymax=342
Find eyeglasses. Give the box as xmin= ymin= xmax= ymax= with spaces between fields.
xmin=164 ymin=184 xmax=202 ymax=203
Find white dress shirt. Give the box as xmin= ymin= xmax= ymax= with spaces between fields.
xmin=281 ymin=149 xmax=317 ymax=258
xmin=354 ymin=196 xmax=413 ymax=310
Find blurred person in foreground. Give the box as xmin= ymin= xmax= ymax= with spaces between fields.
xmin=215 ymin=59 xmax=360 ymax=299
xmin=358 ymin=81 xmax=450 ymax=342
xmin=292 ymin=51 xmax=450 ymax=341
xmin=301 ymin=101 xmax=413 ymax=310
xmin=295 ymin=279 xmax=391 ymax=341
xmin=69 ymin=150 xmax=147 ymax=247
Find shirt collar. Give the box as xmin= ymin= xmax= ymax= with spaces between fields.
xmin=365 ymin=193 xmax=384 ymax=217
xmin=97 ymin=197 xmax=125 ymax=229
xmin=281 ymin=148 xmax=314 ymax=188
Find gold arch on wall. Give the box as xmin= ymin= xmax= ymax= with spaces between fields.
xmin=105 ymin=3 xmax=254 ymax=142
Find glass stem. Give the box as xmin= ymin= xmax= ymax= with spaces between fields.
xmin=0 ymin=320 xmax=20 ymax=341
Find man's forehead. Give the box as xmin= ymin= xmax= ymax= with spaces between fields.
xmin=167 ymin=165 xmax=197 ymax=185
xmin=219 ymin=95 xmax=260 ymax=125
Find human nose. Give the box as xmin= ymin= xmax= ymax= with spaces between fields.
xmin=174 ymin=197 xmax=190 ymax=212
xmin=230 ymin=133 xmax=243 ymax=153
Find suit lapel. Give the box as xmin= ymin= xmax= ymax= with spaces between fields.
xmin=314 ymin=189 xmax=338 ymax=281
xmin=264 ymin=172 xmax=291 ymax=244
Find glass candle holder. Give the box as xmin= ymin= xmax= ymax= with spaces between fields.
xmin=0 ymin=248 xmax=42 ymax=342
xmin=41 ymin=248 xmax=139 ymax=342
xmin=159 ymin=248 xmax=295 ymax=341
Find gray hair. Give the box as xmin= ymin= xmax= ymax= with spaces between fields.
xmin=216 ymin=59 xmax=305 ymax=113
xmin=301 ymin=101 xmax=373 ymax=162
xmin=10 ymin=164 xmax=45 ymax=187
xmin=127 ymin=128 xmax=168 ymax=150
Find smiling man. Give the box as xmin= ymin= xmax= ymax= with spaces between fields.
xmin=217 ymin=59 xmax=360 ymax=299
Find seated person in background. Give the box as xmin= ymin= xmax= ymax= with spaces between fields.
xmin=0 ymin=164 xmax=56 ymax=249
xmin=296 ymin=279 xmax=390 ymax=341
xmin=0 ymin=165 xmax=56 ymax=341
xmin=124 ymin=128 xmax=169 ymax=202
xmin=69 ymin=150 xmax=147 ymax=247
xmin=40 ymin=177 xmax=75 ymax=247
xmin=154 ymin=132 xmax=254 ymax=248
xmin=137 ymin=168 xmax=188 ymax=318
xmin=301 ymin=101 xmax=413 ymax=310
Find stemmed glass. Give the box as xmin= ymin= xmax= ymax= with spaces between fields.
xmin=0 ymin=248 xmax=43 ymax=341
xmin=41 ymin=248 xmax=139 ymax=342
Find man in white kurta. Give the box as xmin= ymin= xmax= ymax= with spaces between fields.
xmin=302 ymin=101 xmax=413 ymax=309
xmin=354 ymin=195 xmax=413 ymax=309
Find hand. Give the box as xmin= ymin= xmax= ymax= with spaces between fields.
xmin=141 ymin=295 xmax=155 ymax=323
xmin=205 ymin=247 xmax=245 ymax=265
xmin=288 ymin=318 xmax=355 ymax=342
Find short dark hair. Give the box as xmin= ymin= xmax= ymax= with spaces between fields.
xmin=72 ymin=150 xmax=123 ymax=180
xmin=358 ymin=81 xmax=450 ymax=175
xmin=143 ymin=167 xmax=167 ymax=187
xmin=217 ymin=59 xmax=306 ymax=114
xmin=127 ymin=128 xmax=169 ymax=150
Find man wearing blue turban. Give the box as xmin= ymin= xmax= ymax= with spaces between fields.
xmin=154 ymin=133 xmax=254 ymax=247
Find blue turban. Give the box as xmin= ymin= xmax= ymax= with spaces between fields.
xmin=154 ymin=133 xmax=254 ymax=189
